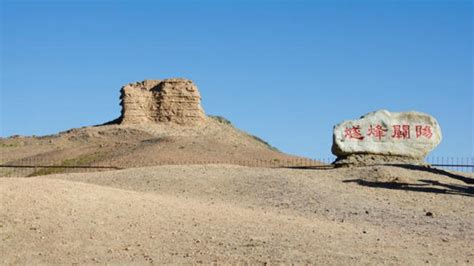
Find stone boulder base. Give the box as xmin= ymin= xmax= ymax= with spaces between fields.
xmin=119 ymin=78 xmax=206 ymax=125
xmin=332 ymin=110 xmax=442 ymax=166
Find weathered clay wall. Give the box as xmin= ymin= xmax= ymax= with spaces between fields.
xmin=119 ymin=78 xmax=206 ymax=125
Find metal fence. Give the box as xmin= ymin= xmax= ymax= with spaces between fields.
xmin=0 ymin=156 xmax=472 ymax=177
xmin=426 ymin=157 xmax=474 ymax=173
xmin=0 ymin=156 xmax=121 ymax=177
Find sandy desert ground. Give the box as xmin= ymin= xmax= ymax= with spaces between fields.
xmin=1 ymin=164 xmax=473 ymax=264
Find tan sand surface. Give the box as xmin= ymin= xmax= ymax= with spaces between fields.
xmin=1 ymin=165 xmax=473 ymax=264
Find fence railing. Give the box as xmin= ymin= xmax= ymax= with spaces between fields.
xmin=426 ymin=157 xmax=474 ymax=173
xmin=0 ymin=156 xmax=472 ymax=177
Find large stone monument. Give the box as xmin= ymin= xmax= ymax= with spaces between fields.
xmin=119 ymin=78 xmax=206 ymax=125
xmin=332 ymin=110 xmax=442 ymax=166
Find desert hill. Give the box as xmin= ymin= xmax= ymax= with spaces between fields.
xmin=0 ymin=79 xmax=308 ymax=176
xmin=0 ymin=116 xmax=303 ymax=176
xmin=1 ymin=165 xmax=473 ymax=264
xmin=3 ymin=78 xmax=472 ymax=264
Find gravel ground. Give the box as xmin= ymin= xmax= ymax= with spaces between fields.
xmin=1 ymin=165 xmax=473 ymax=264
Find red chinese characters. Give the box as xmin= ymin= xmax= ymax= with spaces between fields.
xmin=392 ymin=125 xmax=410 ymax=139
xmin=344 ymin=124 xmax=433 ymax=141
xmin=344 ymin=126 xmax=364 ymax=140
xmin=367 ymin=125 xmax=388 ymax=140
xmin=415 ymin=125 xmax=433 ymax=139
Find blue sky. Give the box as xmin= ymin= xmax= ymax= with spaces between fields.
xmin=1 ymin=0 xmax=472 ymax=158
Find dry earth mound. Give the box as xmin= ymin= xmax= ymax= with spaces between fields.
xmin=0 ymin=78 xmax=307 ymax=176
xmin=0 ymin=118 xmax=300 ymax=176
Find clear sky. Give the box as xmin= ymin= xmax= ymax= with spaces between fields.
xmin=1 ymin=0 xmax=472 ymax=159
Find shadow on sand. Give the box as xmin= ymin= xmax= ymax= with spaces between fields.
xmin=344 ymin=164 xmax=474 ymax=197
xmin=389 ymin=164 xmax=474 ymax=184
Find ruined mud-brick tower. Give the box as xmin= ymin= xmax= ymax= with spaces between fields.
xmin=119 ymin=78 xmax=206 ymax=125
